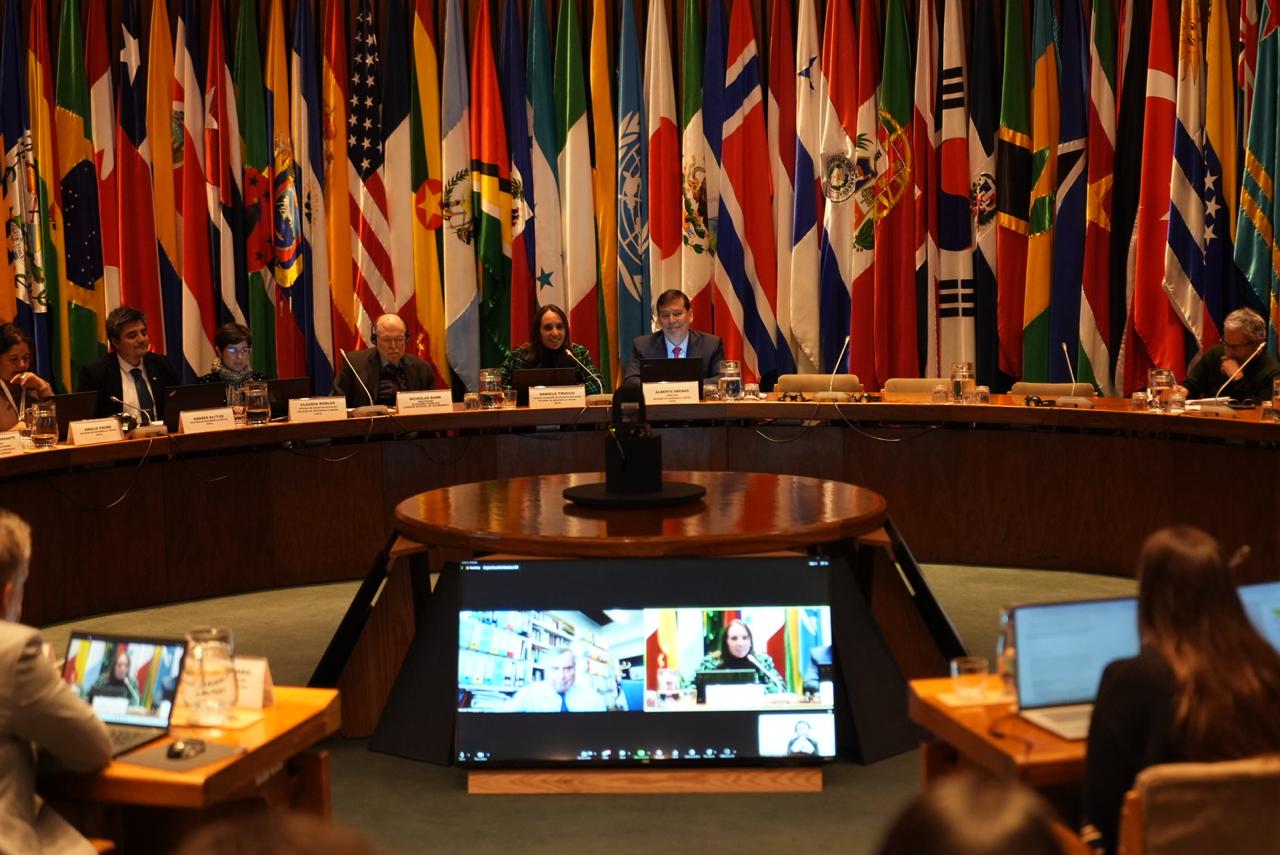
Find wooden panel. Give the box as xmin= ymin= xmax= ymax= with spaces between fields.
xmin=467 ymin=766 xmax=822 ymax=794
xmin=335 ymin=560 xmax=417 ymax=738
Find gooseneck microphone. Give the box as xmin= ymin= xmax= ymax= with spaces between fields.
xmin=1055 ymin=341 xmax=1095 ymax=408
xmin=564 ymin=344 xmax=602 ymax=392
xmin=1060 ymin=341 xmax=1077 ymax=386
xmin=814 ymin=335 xmax=853 ymax=403
xmin=110 ymin=396 xmax=169 ymax=436
xmin=1215 ymin=341 xmax=1266 ymax=398
xmin=339 ymin=347 xmax=391 ymax=416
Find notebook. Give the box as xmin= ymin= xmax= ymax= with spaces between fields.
xmin=1013 ymin=597 xmax=1139 ymax=740
xmin=61 ymin=631 xmax=188 ymax=757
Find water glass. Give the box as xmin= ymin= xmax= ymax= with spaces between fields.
xmin=1147 ymin=367 xmax=1175 ymax=412
xmin=743 ymin=382 xmax=760 ymax=400
xmin=29 ymin=400 xmax=57 ymax=448
xmin=974 ymin=385 xmax=991 ymax=404
xmin=502 ymin=387 xmax=517 ymax=408
xmin=462 ymin=392 xmax=480 ymax=409
xmin=718 ymin=360 xmax=743 ymax=400
xmin=1131 ymin=390 xmax=1148 ymax=411
xmin=931 ymin=383 xmax=950 ymax=404
xmin=702 ymin=382 xmax=720 ymax=401
xmin=243 ymin=381 xmax=270 ymax=426
xmin=226 ymin=385 xmax=247 ymax=425
xmin=950 ymin=361 xmax=976 ymax=402
xmin=950 ymin=656 xmax=989 ymax=704
xmin=183 ymin=627 xmax=237 ymax=726
xmin=1168 ymin=391 xmax=1186 ymax=415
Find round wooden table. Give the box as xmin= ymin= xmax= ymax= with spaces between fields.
xmin=393 ymin=470 xmax=889 ymax=557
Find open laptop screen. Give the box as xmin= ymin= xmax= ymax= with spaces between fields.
xmin=455 ymin=557 xmax=837 ymax=767
xmin=61 ymin=632 xmax=186 ymax=728
xmin=1239 ymin=581 xmax=1280 ymax=653
xmin=1013 ymin=597 xmax=1139 ymax=710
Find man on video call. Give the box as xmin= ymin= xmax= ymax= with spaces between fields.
xmin=509 ymin=647 xmax=606 ymax=713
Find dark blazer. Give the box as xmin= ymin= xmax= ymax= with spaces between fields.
xmin=76 ymin=351 xmax=181 ymax=419
xmin=333 ymin=348 xmax=435 ymax=407
xmin=623 ymin=330 xmax=725 ymax=385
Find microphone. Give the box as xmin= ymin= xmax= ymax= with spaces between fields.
xmin=563 ymin=344 xmax=610 ymax=406
xmin=339 ymin=347 xmax=391 ymax=416
xmin=816 ymin=335 xmax=852 ymax=403
xmin=110 ymin=396 xmax=169 ymax=436
xmin=1056 ymin=341 xmax=1094 ymax=408
xmin=1214 ymin=341 xmax=1266 ymax=399
xmin=746 ymin=653 xmax=787 ymax=691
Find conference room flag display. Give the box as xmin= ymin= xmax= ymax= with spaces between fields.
xmin=588 ymin=0 xmax=616 ymax=389
xmin=383 ymin=0 xmax=419 ymax=357
xmin=1205 ymin=0 xmax=1239 ymax=338
xmin=1080 ymin=0 xmax=1117 ymax=396
xmin=617 ymin=0 xmax=649 ymax=374
xmin=1048 ymin=0 xmax=1087 ymax=385
xmin=470 ymin=0 xmax=512 ymax=370
xmin=679 ymin=0 xmax=712 ymax=322
xmin=86 ymin=0 xmax=118 ymax=317
xmin=321 ymin=0 xmax=356 ymax=356
xmin=913 ymin=0 xmax=939 ymax=380
xmin=145 ymin=0 xmax=183 ymax=381
xmin=816 ymin=0 xmax=855 ymax=377
xmin=1239 ymin=0 xmax=1260 ymax=147
xmin=936 ymin=0 xmax=976 ymax=377
xmin=500 ymin=0 xmax=535 ymax=353
xmin=768 ymin=0 xmax=798 ymax=380
xmin=700 ymin=0 xmax=728 ymax=330
xmin=526 ymin=0 xmax=566 ymax=316
xmin=789 ymin=0 xmax=821 ymax=376
xmin=26 ymin=0 xmax=63 ymax=391
xmin=996 ymin=0 xmax=1030 ymax=382
xmin=1021 ymin=0 xmax=1060 ymax=385
xmin=264 ymin=0 xmax=302 ymax=380
xmin=644 ymin=0 xmax=680 ymax=301
xmin=967 ymin=0 xmax=1001 ymax=390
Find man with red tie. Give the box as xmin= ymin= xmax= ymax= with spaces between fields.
xmin=622 ymin=289 xmax=725 ymax=386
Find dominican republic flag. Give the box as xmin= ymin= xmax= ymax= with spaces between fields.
xmin=1049 ymin=0 xmax=1088 ymax=383
xmin=617 ymin=0 xmax=650 ymax=364
xmin=789 ymin=0 xmax=822 ymax=375
xmin=1079 ymin=0 xmax=1116 ymax=394
xmin=816 ymin=0 xmax=855 ymax=375
xmin=1164 ymin=0 xmax=1218 ymax=354
xmin=968 ymin=0 xmax=1001 ymax=389
xmin=936 ymin=0 xmax=975 ymax=376
xmin=715 ymin=0 xmax=779 ymax=387
xmin=289 ymin=0 xmax=334 ymax=393
xmin=767 ymin=0 xmax=797 ymax=377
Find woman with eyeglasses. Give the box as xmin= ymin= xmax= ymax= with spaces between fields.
xmin=197 ymin=323 xmax=266 ymax=388
xmin=0 ymin=323 xmax=52 ymax=431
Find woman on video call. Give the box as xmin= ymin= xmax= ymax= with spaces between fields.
xmin=696 ymin=618 xmax=787 ymax=693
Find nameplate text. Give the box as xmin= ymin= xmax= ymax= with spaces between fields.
xmin=179 ymin=407 xmax=236 ymax=434
xmin=528 ymin=385 xmax=587 ymax=409
xmin=288 ymin=396 xmax=347 ymax=423
xmin=68 ymin=418 xmax=124 ymax=445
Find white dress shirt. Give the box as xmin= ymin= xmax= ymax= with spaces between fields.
xmin=664 ymin=336 xmax=690 ymax=359
xmin=117 ymin=354 xmax=157 ymax=419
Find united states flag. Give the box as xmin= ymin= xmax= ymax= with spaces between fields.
xmin=348 ymin=0 xmax=394 ymax=334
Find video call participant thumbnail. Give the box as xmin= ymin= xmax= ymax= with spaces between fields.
xmin=509 ymin=646 xmax=606 ymax=713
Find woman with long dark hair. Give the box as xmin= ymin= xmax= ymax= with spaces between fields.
xmin=695 ymin=618 xmax=787 ymax=693
xmin=498 ymin=304 xmax=602 ymax=395
xmin=0 ymin=324 xmax=52 ymax=431
xmin=1084 ymin=525 xmax=1280 ymax=853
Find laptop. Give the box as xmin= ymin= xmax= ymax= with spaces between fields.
xmin=512 ymin=367 xmax=577 ymax=406
xmin=163 ymin=382 xmax=229 ymax=432
xmin=1013 ymin=596 xmax=1139 ymax=740
xmin=269 ymin=377 xmax=312 ymax=418
xmin=1239 ymin=581 xmax=1280 ymax=653
xmin=639 ymin=357 xmax=704 ymax=393
xmin=50 ymin=391 xmax=97 ymax=440
xmin=61 ymin=631 xmax=187 ymax=756
xmin=694 ymin=668 xmax=759 ymax=705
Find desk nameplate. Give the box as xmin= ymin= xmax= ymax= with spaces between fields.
xmin=179 ymin=407 xmax=236 ymax=434
xmin=68 ymin=418 xmax=124 ymax=445
xmin=289 ymin=396 xmax=347 ymax=423
xmin=396 ymin=390 xmax=453 ymax=414
xmin=643 ymin=381 xmax=699 ymax=405
xmin=528 ymin=385 xmax=586 ymax=409
xmin=0 ymin=433 xmax=23 ymax=457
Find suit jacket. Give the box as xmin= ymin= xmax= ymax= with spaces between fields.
xmin=623 ymin=330 xmax=725 ymax=386
xmin=0 ymin=622 xmax=112 ymax=855
xmin=333 ymin=348 xmax=435 ymax=407
xmin=76 ymin=352 xmax=181 ymax=419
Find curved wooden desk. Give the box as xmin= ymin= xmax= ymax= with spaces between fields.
xmin=394 ymin=470 xmax=888 ymax=557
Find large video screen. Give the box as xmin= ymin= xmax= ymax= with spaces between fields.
xmin=455 ymin=557 xmax=837 ymax=767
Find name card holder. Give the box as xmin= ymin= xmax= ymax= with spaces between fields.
xmin=528 ymin=385 xmax=587 ymax=410
xmin=396 ymin=390 xmax=454 ymax=415
xmin=288 ymin=396 xmax=347 ymax=423
xmin=0 ymin=433 xmax=23 ymax=457
xmin=68 ymin=418 xmax=124 ymax=446
xmin=178 ymin=407 xmax=237 ymax=434
xmin=234 ymin=656 xmax=276 ymax=709
xmin=642 ymin=380 xmax=700 ymax=406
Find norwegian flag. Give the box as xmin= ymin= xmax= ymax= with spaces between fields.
xmin=348 ymin=0 xmax=394 ymax=334
xmin=715 ymin=0 xmax=779 ymax=386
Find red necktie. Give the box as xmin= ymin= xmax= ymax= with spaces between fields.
xmin=672 ymin=346 xmax=682 ymax=358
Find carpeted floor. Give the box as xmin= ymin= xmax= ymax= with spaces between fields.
xmin=41 ymin=564 xmax=1134 ymax=854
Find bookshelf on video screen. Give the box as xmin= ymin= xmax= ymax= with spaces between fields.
xmin=455 ymin=556 xmax=837 ymax=767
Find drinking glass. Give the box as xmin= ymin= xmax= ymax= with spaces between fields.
xmin=1147 ymin=367 xmax=1175 ymax=413
xmin=502 ymin=387 xmax=517 ymax=408
xmin=974 ymin=385 xmax=991 ymax=404
xmin=243 ymin=381 xmax=270 ymax=426
xmin=950 ymin=362 xmax=976 ymax=403
xmin=931 ymin=383 xmax=950 ymax=404
xmin=950 ymin=656 xmax=989 ymax=704
xmin=743 ymin=382 xmax=760 ymax=400
xmin=718 ymin=360 xmax=743 ymax=400
xmin=183 ymin=627 xmax=237 ymax=726
xmin=702 ymin=382 xmax=720 ymax=401
xmin=29 ymin=400 xmax=57 ymax=448
xmin=479 ymin=369 xmax=503 ymax=409
xmin=226 ymin=385 xmax=247 ymax=425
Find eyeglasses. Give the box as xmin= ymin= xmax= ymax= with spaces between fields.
xmin=223 ymin=346 xmax=252 ymax=355
xmin=380 ymin=336 xmax=407 ymax=345
xmin=1223 ymin=339 xmax=1261 ymax=351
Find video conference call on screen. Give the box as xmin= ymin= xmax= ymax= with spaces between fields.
xmin=454 ymin=556 xmax=837 ymax=767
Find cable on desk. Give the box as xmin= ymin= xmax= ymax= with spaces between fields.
xmin=987 ymin=712 xmax=1035 ymax=764
xmin=45 ymin=438 xmax=155 ymax=512
xmin=830 ymin=401 xmax=945 ymax=443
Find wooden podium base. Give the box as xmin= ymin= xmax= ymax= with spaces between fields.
xmin=467 ymin=766 xmax=822 ymax=795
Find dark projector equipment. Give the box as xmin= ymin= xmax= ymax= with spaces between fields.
xmin=562 ymin=385 xmax=706 ymax=508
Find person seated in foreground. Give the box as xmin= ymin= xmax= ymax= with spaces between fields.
xmin=197 ymin=322 xmax=266 ymax=389
xmin=1083 ymin=525 xmax=1280 ymax=854
xmin=622 ymin=289 xmax=725 ymax=386
xmin=0 ymin=323 xmax=53 ymax=431
xmin=1177 ymin=307 xmax=1280 ymax=401
xmin=696 ymin=618 xmax=786 ymax=693
xmin=174 ymin=811 xmax=379 ymax=855
xmin=76 ymin=305 xmax=180 ymax=421
xmin=499 ymin=304 xmax=602 ymax=395
xmin=875 ymin=772 xmax=1067 ymax=855
xmin=508 ymin=646 xmax=605 ymax=712
xmin=333 ymin=313 xmax=435 ymax=408
xmin=0 ymin=509 xmax=113 ymax=855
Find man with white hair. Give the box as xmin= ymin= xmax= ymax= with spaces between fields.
xmin=333 ymin=314 xmax=436 ymax=407
xmin=0 ymin=509 xmax=112 ymax=854
xmin=1178 ymin=307 xmax=1280 ymax=401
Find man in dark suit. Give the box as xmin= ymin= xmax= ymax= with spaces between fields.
xmin=76 ymin=305 xmax=180 ymax=420
xmin=622 ymin=289 xmax=725 ymax=385
xmin=333 ymin=313 xmax=435 ymax=407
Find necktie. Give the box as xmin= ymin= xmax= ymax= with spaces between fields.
xmin=672 ymin=346 xmax=682 ymax=359
xmin=559 ymin=692 xmax=568 ymax=712
xmin=130 ymin=368 xmax=156 ymax=420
